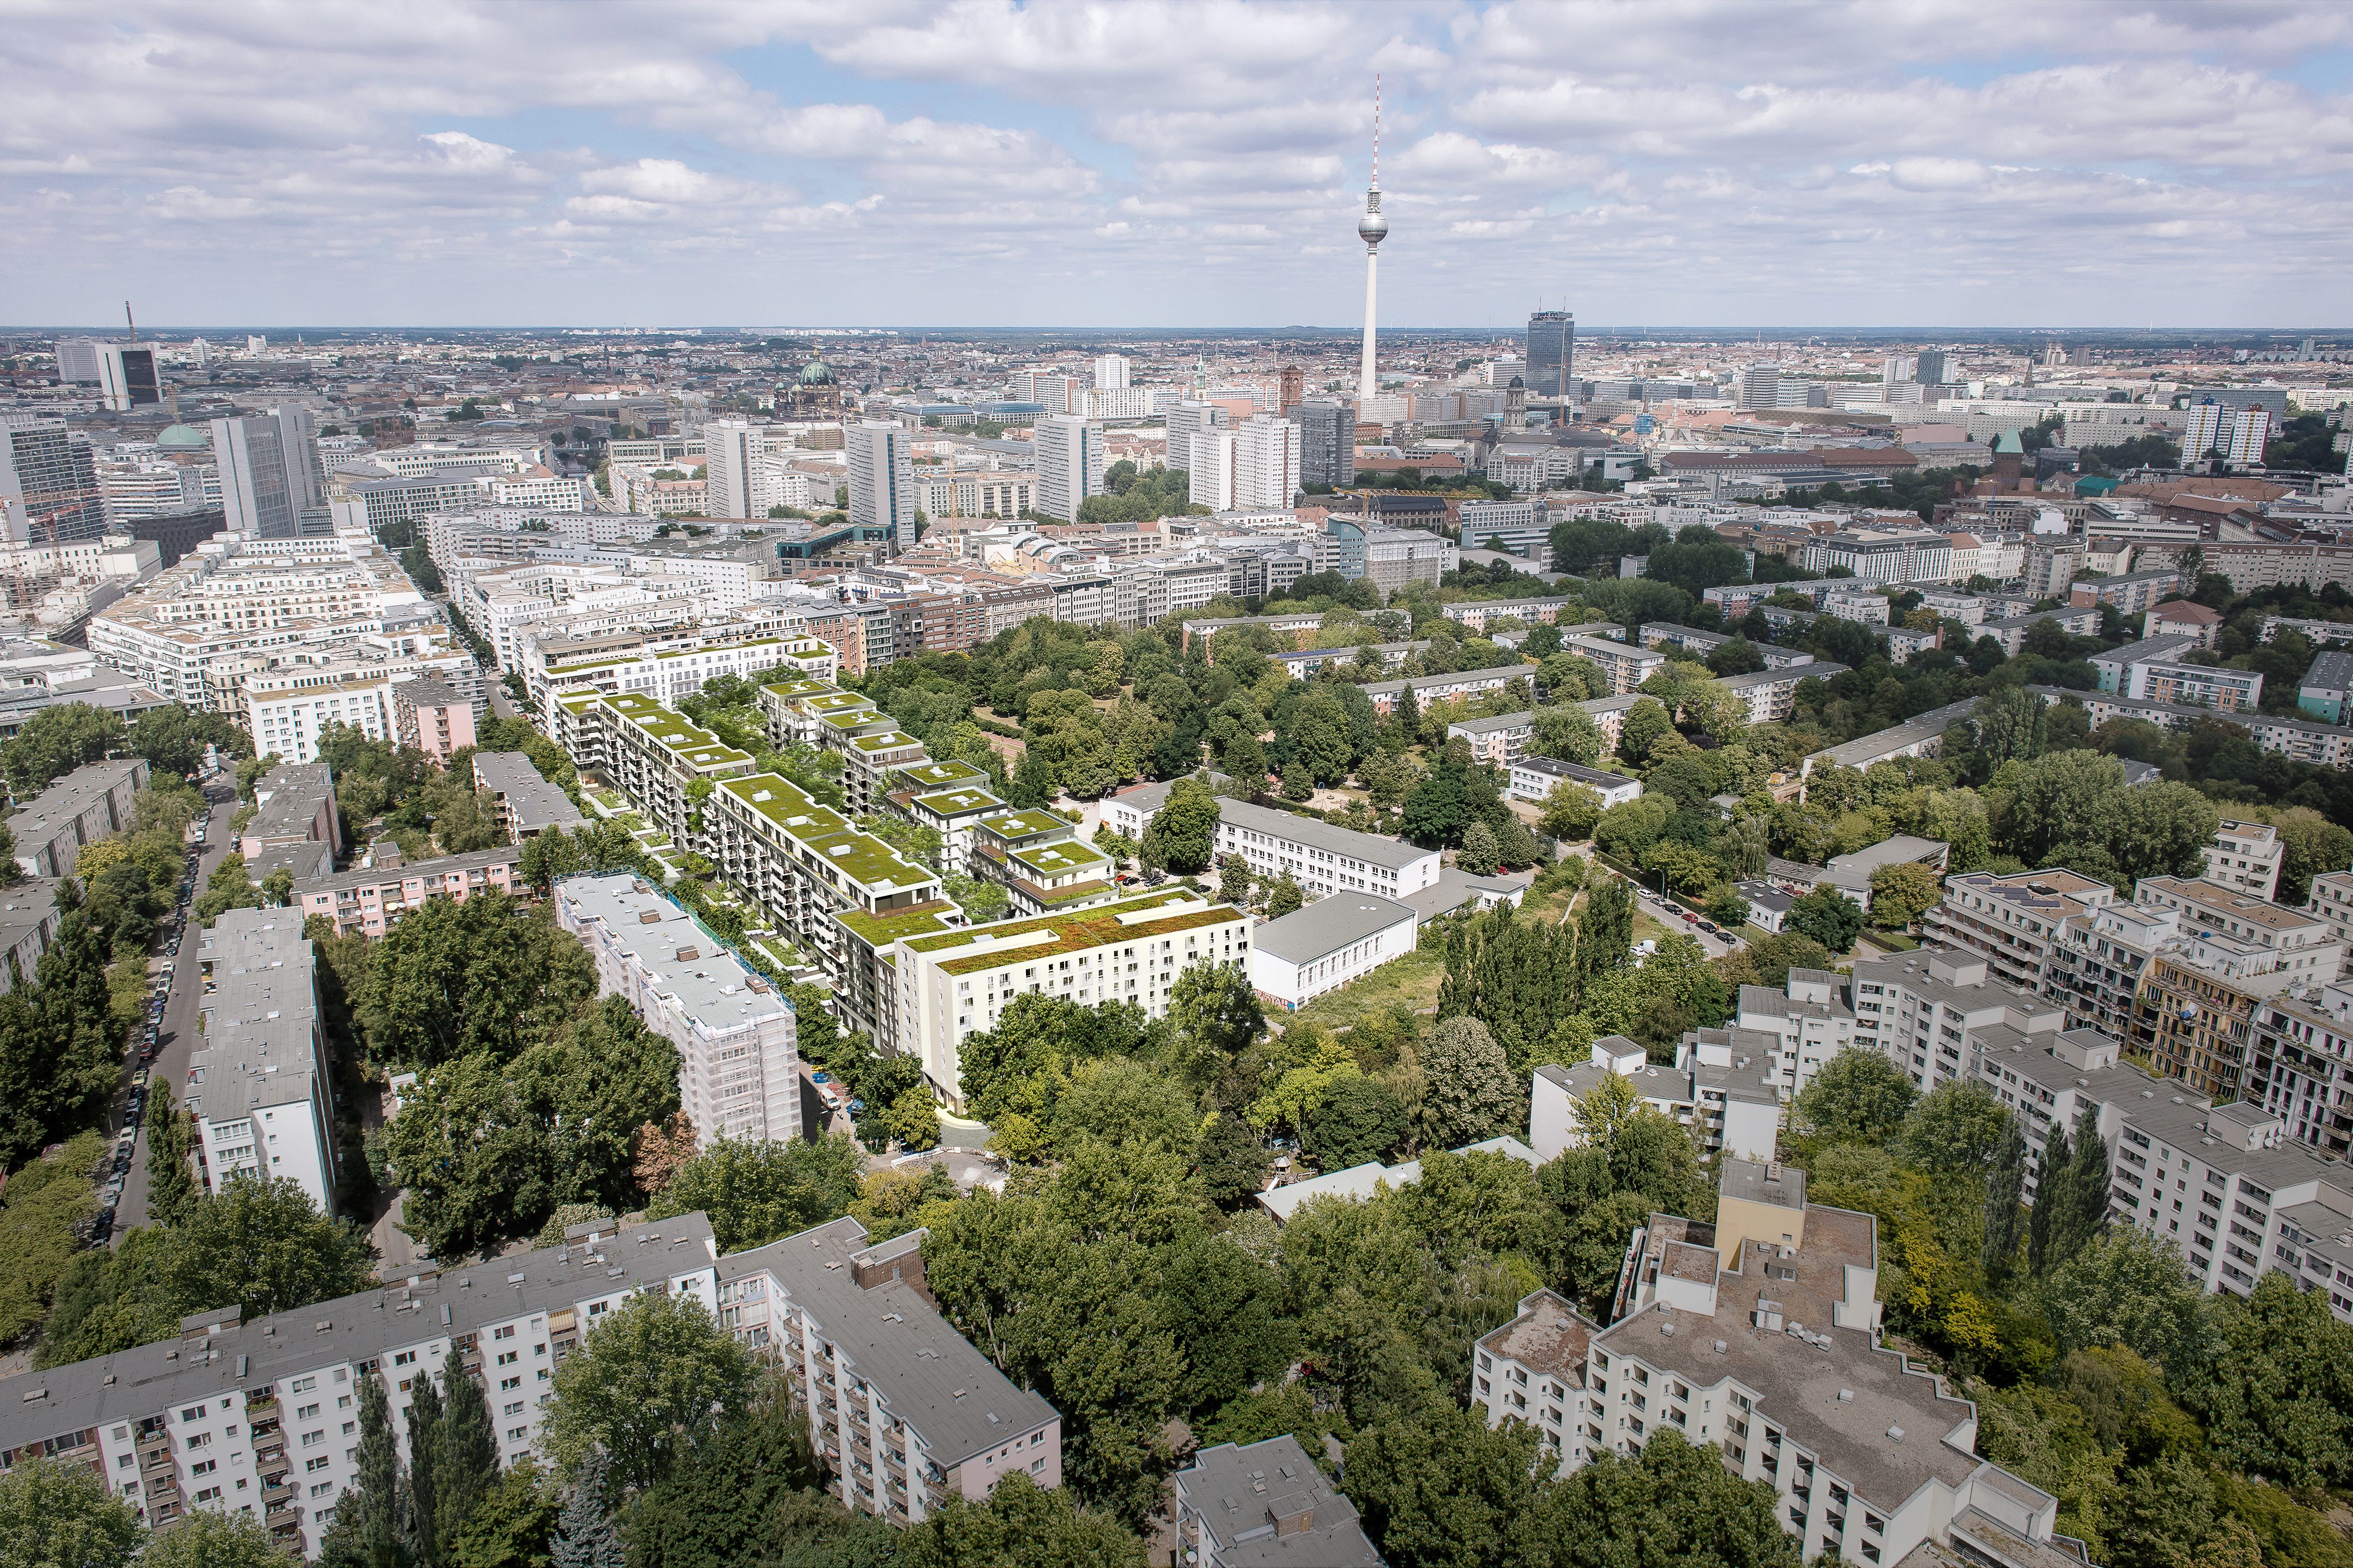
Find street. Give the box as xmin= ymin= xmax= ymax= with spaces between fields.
xmin=110 ymin=779 xmax=239 ymax=1242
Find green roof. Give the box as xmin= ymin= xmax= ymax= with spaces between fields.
xmin=1992 ymin=428 xmax=2025 ymax=453
xmin=913 ymin=788 xmax=1004 ymax=819
xmin=718 ymin=773 xmax=934 ymax=891
xmin=892 ymin=759 xmax=989 ymax=791
xmin=1005 ymin=839 xmax=1109 ymax=878
xmin=978 ymin=809 xmax=1068 ymax=840
xmin=835 ymin=899 xmax=964 ymax=949
xmin=851 ymin=730 xmax=922 ymax=753
xmin=899 ymin=889 xmax=1238 ymax=976
xmin=606 ymin=696 xmax=751 ymax=768
xmin=762 ymin=678 xmax=838 ymax=701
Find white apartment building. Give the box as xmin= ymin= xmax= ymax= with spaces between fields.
xmin=888 ymin=887 xmax=1251 ymax=1111
xmin=1032 ymin=416 xmax=1103 ymax=523
xmin=1092 ymin=353 xmax=1130 ymax=389
xmin=101 ymin=461 xmax=215 ymax=522
xmin=0 ymin=1212 xmax=722 ymax=1554
xmin=244 ymin=667 xmax=394 ymax=764
xmin=2305 ymin=869 xmax=2353 ymax=979
xmin=532 ymin=628 xmax=833 ymax=728
xmin=716 ymin=1217 xmax=1062 ymax=1525
xmin=1799 ymin=528 xmax=1954 ymax=586
xmin=2181 ymin=403 xmax=2271 ymax=466
xmin=846 ymin=422 xmax=916 ymax=542
xmin=1920 ymin=868 xmax=2117 ymax=996
xmin=1082 ymin=387 xmax=1156 ymax=421
xmin=1186 ymin=429 xmax=1237 ymax=512
xmin=1474 ymin=1162 xmax=2087 ymax=1567
xmin=87 ymin=531 xmax=445 ymax=718
xmin=1531 ymin=1035 xmax=1780 ymax=1163
xmin=911 ymin=469 xmax=1034 ymax=520
xmin=701 ymin=420 xmax=764 ymax=519
xmin=1248 ymin=892 xmax=1418 ymax=1011
xmin=189 ymin=909 xmax=336 ymax=1212
xmin=1849 ymin=948 xmax=2066 ymax=1095
xmin=1232 ymin=416 xmax=1301 ymax=511
xmin=1564 ymin=635 xmax=1667 ymax=695
xmin=472 ymin=470 xmax=591 ymax=511
xmin=1732 ymin=970 xmax=1858 ymax=1100
xmin=1101 ymin=783 xmax=1442 ymax=903
xmin=2203 ymin=819 xmax=2284 ymax=901
xmin=555 ymin=874 xmax=801 ymax=1145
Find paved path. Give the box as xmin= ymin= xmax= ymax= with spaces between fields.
xmin=111 ymin=779 xmax=239 ymax=1242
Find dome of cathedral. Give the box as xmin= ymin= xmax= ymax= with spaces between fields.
xmin=156 ymin=422 xmax=209 ymax=449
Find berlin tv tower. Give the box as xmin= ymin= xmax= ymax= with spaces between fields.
xmin=1356 ymin=76 xmax=1388 ymax=406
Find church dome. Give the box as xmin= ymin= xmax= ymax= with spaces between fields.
xmin=156 ymin=422 xmax=209 ymax=450
xmin=798 ymin=357 xmax=837 ymax=386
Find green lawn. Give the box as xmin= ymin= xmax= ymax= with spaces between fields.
xmin=1288 ymin=943 xmax=1447 ymax=1032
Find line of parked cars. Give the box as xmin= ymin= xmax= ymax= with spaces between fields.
xmin=1627 ymin=878 xmax=1744 ymax=949
xmin=92 ymin=815 xmax=208 ymax=1243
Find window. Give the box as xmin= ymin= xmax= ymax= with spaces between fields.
xmin=290 ymin=1377 xmax=316 ymax=1394
xmin=191 ymin=1460 xmax=216 ymax=1477
xmin=501 ymin=1377 xmax=521 ymax=1392
xmin=297 ymin=1403 xmax=319 ymax=1420
xmin=307 ymin=1456 xmax=331 ymax=1473
xmin=302 ymin=1431 xmax=324 ymax=1448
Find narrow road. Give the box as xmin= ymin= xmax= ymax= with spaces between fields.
xmin=111 ymin=780 xmax=239 ymax=1242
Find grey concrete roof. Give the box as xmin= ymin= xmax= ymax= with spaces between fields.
xmin=8 ymin=758 xmax=142 ymax=844
xmin=721 ymin=1217 xmax=1056 ymax=1470
xmin=556 ymin=874 xmax=788 ymax=1034
xmin=246 ymin=762 xmax=335 ymax=843
xmin=1827 ymin=835 xmax=1947 ymax=878
xmin=473 ymin=750 xmax=585 ymax=833
xmin=1721 ymin=1156 xmax=1807 ymax=1212
xmin=1174 ymin=1434 xmax=1382 ymax=1568
xmin=0 ymin=1213 xmax=719 ymax=1458
xmin=1259 ymin=1137 xmax=1539 ymax=1222
xmin=1805 ymin=699 xmax=1978 ymax=772
xmin=1511 ymin=756 xmax=1639 ymax=790
xmin=245 ymin=840 xmax=332 ymax=885
xmin=1359 ymin=665 xmax=1538 ymax=698
xmin=1251 ymin=893 xmax=1417 ymax=966
xmin=1401 ymin=866 xmax=1533 ymax=925
xmin=1115 ymin=785 xmax=1435 ymax=873
xmin=1477 ymin=1288 xmax=1597 ymax=1384
xmin=0 ymin=878 xmax=60 ymax=958
xmin=2304 ymin=648 xmax=2353 ymax=692
xmin=191 ymin=909 xmax=321 ymax=1119
xmin=299 ymin=843 xmax=522 ymax=896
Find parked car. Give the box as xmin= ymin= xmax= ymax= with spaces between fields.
xmin=1698 ymin=922 xmax=1719 ymax=935
xmin=131 ymin=1067 xmax=148 ymax=1089
xmin=811 ymin=1071 xmax=831 ymax=1085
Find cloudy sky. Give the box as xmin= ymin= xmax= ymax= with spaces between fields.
xmin=5 ymin=1 xmax=2349 ymax=329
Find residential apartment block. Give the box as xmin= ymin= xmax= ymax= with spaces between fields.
xmin=1921 ymin=868 xmax=2117 ymax=996
xmin=1248 ymin=892 xmax=1418 ymax=1012
xmin=715 ymin=1217 xmax=1061 ymax=1526
xmin=556 ymin=874 xmax=800 ymax=1145
xmin=2202 ymin=819 xmax=2283 ymax=901
xmin=888 ymin=888 xmax=1250 ymax=1112
xmin=1531 ymin=1035 xmax=1779 ymax=1163
xmin=1358 ymin=663 xmax=1535 ymax=717
xmin=1472 ymin=1161 xmax=2089 ymax=1567
xmin=0 ymin=1213 xmax=723 ymax=1554
xmin=1563 ymin=635 xmax=1667 ymax=695
xmin=472 ymin=750 xmax=584 ymax=842
xmin=189 ymin=909 xmax=336 ymax=1212
xmin=7 ymin=757 xmax=148 ymax=878
xmin=292 ymin=846 xmax=529 ymax=938
xmin=1102 ymin=782 xmax=1442 ymax=903
xmin=1171 ymin=1436 xmax=1380 ymax=1568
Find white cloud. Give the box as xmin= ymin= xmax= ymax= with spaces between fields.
xmin=0 ymin=0 xmax=2345 ymax=323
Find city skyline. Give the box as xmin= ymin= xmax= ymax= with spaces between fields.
xmin=6 ymin=1 xmax=2353 ymax=329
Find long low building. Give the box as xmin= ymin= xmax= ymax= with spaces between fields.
xmin=8 ymin=757 xmax=149 ymax=878
xmin=1799 ymin=699 xmax=1978 ymax=786
xmin=1358 ymin=663 xmax=1535 ymax=716
xmin=2030 ymin=685 xmax=2353 ymax=768
xmin=0 ymin=1213 xmax=724 ymax=1554
xmin=1505 ymin=754 xmax=1643 ymax=806
xmin=190 ymin=909 xmax=336 ymax=1213
xmin=1102 ymin=782 xmax=1442 ymax=903
xmin=1248 ymin=891 xmax=1418 ymax=1011
xmin=293 ymin=845 xmax=530 ymax=936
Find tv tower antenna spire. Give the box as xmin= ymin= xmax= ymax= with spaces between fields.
xmin=1357 ymin=76 xmax=1388 ymax=408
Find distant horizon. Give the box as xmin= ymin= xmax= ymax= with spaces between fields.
xmin=11 ymin=323 xmax=2351 ymax=342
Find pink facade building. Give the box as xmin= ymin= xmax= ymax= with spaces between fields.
xmin=295 ymin=845 xmax=527 ymax=936
xmin=392 ymin=678 xmax=477 ymax=767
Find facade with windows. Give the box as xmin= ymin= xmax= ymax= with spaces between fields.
xmin=0 ymin=1206 xmax=716 ymax=1556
